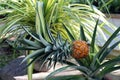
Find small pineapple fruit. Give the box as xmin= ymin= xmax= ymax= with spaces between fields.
xmin=72 ymin=40 xmax=89 ymax=59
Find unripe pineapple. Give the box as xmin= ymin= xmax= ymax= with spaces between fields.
xmin=72 ymin=40 xmax=89 ymax=59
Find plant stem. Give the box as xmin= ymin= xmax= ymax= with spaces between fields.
xmin=27 ymin=50 xmax=34 ymax=80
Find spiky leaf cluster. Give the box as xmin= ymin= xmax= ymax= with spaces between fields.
xmin=16 ymin=26 xmax=71 ymax=69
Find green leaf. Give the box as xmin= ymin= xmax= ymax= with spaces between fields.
xmin=53 ymin=51 xmax=59 ymax=69
xmin=91 ymin=27 xmax=120 ymax=68
xmin=75 ymin=59 xmax=87 ymax=67
xmin=97 ymin=66 xmax=120 ymax=79
xmin=27 ymin=58 xmax=34 ymax=80
xmin=25 ymin=54 xmax=40 ymax=68
xmin=62 ymin=23 xmax=75 ymax=41
xmin=0 ymin=3 xmax=25 ymax=14
xmin=92 ymin=55 xmax=120 ymax=76
xmin=100 ymin=0 xmax=111 ymax=14
xmin=90 ymin=19 xmax=99 ymax=53
xmin=19 ymin=39 xmax=41 ymax=48
xmin=62 ymin=40 xmax=69 ymax=58
xmin=45 ymin=46 xmax=52 ymax=53
xmin=22 ymin=48 xmax=45 ymax=63
xmin=98 ymin=27 xmax=120 ymax=59
xmin=80 ymin=26 xmax=87 ymax=41
xmin=86 ymin=0 xmax=94 ymax=11
xmin=22 ymin=27 xmax=41 ymax=42
xmin=39 ymin=53 xmax=54 ymax=70
xmin=36 ymin=1 xmax=49 ymax=40
xmin=99 ymin=40 xmax=120 ymax=62
xmin=57 ymin=32 xmax=64 ymax=45
xmin=0 ymin=9 xmax=14 ymax=15
xmin=25 ymin=51 xmax=52 ymax=69
xmin=22 ymin=26 xmax=49 ymax=46
xmin=99 ymin=55 xmax=120 ymax=70
xmin=0 ymin=17 xmax=23 ymax=37
xmin=45 ymin=66 xmax=71 ymax=80
xmin=16 ymin=46 xmax=39 ymax=50
xmin=47 ymin=2 xmax=57 ymax=27
xmin=46 ymin=25 xmax=55 ymax=42
xmin=71 ymin=66 xmax=92 ymax=76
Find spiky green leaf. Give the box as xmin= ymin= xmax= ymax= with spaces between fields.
xmin=90 ymin=19 xmax=99 ymax=53
xmin=22 ymin=49 xmax=45 ymax=63
xmin=80 ymin=25 xmax=87 ymax=41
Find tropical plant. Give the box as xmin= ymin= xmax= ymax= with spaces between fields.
xmin=46 ymin=21 xmax=120 ymax=80
xmin=0 ymin=0 xmax=116 ymax=42
xmin=0 ymin=0 xmax=118 ymax=80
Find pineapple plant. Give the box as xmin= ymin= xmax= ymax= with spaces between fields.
xmin=46 ymin=20 xmax=120 ymax=80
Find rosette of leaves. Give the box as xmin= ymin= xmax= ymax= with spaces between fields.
xmin=0 ymin=0 xmax=116 ymax=43
xmin=46 ymin=20 xmax=120 ymax=80
xmin=18 ymin=26 xmax=71 ymax=71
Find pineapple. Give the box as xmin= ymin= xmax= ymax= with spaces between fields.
xmin=72 ymin=40 xmax=89 ymax=59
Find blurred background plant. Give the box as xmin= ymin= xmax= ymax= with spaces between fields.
xmin=0 ymin=0 xmax=116 ymax=43
xmin=70 ymin=0 xmax=120 ymax=14
xmin=92 ymin=0 xmax=120 ymax=14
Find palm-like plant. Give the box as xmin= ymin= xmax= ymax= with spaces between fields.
xmin=46 ymin=21 xmax=120 ymax=80
xmin=0 ymin=0 xmax=116 ymax=42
